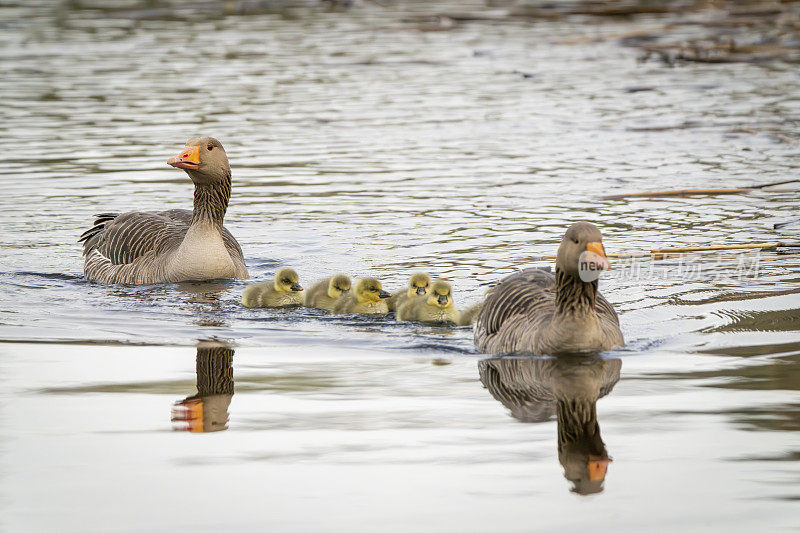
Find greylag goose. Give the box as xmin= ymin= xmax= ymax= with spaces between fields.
xmin=303 ymin=274 xmax=352 ymax=312
xmin=79 ymin=137 xmax=248 ymax=284
xmin=171 ymin=341 xmax=235 ymax=433
xmin=332 ymin=277 xmax=390 ymax=314
xmin=474 ymin=222 xmax=623 ymax=355
xmin=387 ymin=272 xmax=431 ymax=312
xmin=479 ymin=355 xmax=621 ymax=494
xmin=241 ymin=268 xmax=303 ymax=308
xmin=396 ymin=280 xmax=459 ymax=325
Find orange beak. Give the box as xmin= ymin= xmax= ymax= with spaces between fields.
xmin=587 ymin=456 xmax=610 ymax=481
xmin=171 ymin=398 xmax=204 ymax=432
xmin=585 ymin=241 xmax=611 ymax=270
xmin=167 ymin=145 xmax=200 ymax=170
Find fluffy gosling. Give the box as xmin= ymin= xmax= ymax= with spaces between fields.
xmin=303 ymin=274 xmax=352 ymax=312
xmin=242 ymin=268 xmax=304 ymax=308
xmin=397 ymin=280 xmax=460 ymax=325
xmin=387 ymin=272 xmax=431 ymax=312
xmin=333 ymin=277 xmax=391 ymax=314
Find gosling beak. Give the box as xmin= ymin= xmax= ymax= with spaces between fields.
xmin=167 ymin=145 xmax=200 ymax=170
xmin=437 ymin=294 xmax=449 ymax=306
xmin=587 ymin=456 xmax=610 ymax=482
xmin=341 ymin=288 xmax=350 ymax=294
xmin=290 ymin=282 xmax=303 ymax=292
xmin=416 ymin=286 xmax=427 ymax=295
xmin=585 ymin=241 xmax=611 ymax=270
xmin=379 ymin=290 xmax=390 ymax=298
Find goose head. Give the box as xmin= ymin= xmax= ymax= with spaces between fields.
xmin=555 ymin=222 xmax=610 ymax=281
xmin=273 ymin=268 xmax=303 ymax=293
xmin=327 ymin=274 xmax=352 ymax=298
xmin=406 ymin=272 xmax=431 ymax=297
xmin=427 ymin=280 xmax=454 ymax=309
xmin=167 ymin=136 xmax=231 ymax=185
xmin=354 ymin=277 xmax=390 ymax=303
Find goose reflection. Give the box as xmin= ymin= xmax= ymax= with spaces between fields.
xmin=172 ymin=340 xmax=234 ymax=433
xmin=479 ymin=355 xmax=621 ymax=494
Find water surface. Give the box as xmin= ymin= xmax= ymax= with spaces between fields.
xmin=1 ymin=1 xmax=798 ymax=530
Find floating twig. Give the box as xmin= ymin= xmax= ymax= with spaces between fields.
xmin=603 ymin=178 xmax=799 ymax=199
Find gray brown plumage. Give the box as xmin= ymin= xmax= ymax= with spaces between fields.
xmin=303 ymin=274 xmax=351 ymax=312
xmin=79 ymin=137 xmax=248 ymax=284
xmin=387 ymin=272 xmax=430 ymax=312
xmin=241 ymin=268 xmax=303 ymax=308
xmin=474 ymin=222 xmax=624 ymax=355
xmin=332 ymin=277 xmax=390 ymax=314
xmin=479 ymin=355 xmax=621 ymax=494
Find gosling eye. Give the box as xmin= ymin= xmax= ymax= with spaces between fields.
xmin=207 ymin=144 xmax=214 ymax=151
xmin=282 ymin=279 xmax=290 ymax=284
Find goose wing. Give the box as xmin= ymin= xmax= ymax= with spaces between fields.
xmin=80 ymin=209 xmax=191 ymax=265
xmin=474 ymin=268 xmax=556 ymax=353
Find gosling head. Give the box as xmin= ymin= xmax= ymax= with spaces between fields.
xmin=327 ymin=274 xmax=352 ymax=298
xmin=354 ymin=277 xmax=390 ymax=303
xmin=556 ymin=222 xmax=610 ymax=282
xmin=273 ymin=268 xmax=303 ymax=293
xmin=167 ymin=136 xmax=231 ymax=186
xmin=406 ymin=272 xmax=431 ymax=297
xmin=427 ymin=280 xmax=454 ymax=309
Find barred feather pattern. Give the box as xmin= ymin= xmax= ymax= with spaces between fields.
xmin=474 ymin=267 xmax=623 ymax=354
xmin=79 ymin=178 xmax=246 ymax=284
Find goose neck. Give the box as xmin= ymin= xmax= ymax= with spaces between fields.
xmin=554 ymin=267 xmax=598 ymax=318
xmin=191 ymin=174 xmax=231 ymax=227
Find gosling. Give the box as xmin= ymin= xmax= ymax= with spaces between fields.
xmin=396 ymin=280 xmax=460 ymax=325
xmin=333 ymin=277 xmax=391 ymax=314
xmin=387 ymin=272 xmax=431 ymax=312
xmin=303 ymin=274 xmax=352 ymax=312
xmin=242 ymin=268 xmax=304 ymax=308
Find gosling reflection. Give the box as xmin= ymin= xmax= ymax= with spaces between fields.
xmin=479 ymin=355 xmax=621 ymax=495
xmin=172 ymin=341 xmax=234 ymax=433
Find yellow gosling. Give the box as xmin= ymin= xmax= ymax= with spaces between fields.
xmin=397 ymin=280 xmax=460 ymax=325
xmin=303 ymin=274 xmax=352 ymax=312
xmin=242 ymin=268 xmax=303 ymax=308
xmin=387 ymin=272 xmax=431 ymax=312
xmin=333 ymin=277 xmax=391 ymax=315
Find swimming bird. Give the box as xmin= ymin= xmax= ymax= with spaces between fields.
xmin=303 ymin=274 xmax=352 ymax=312
xmin=333 ymin=277 xmax=390 ymax=314
xmin=242 ymin=268 xmax=303 ymax=308
xmin=387 ymin=272 xmax=431 ymax=312
xmin=79 ymin=137 xmax=248 ymax=284
xmin=474 ymin=222 xmax=624 ymax=354
xmin=396 ymin=280 xmax=460 ymax=325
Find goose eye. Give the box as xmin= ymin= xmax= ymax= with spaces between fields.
xmin=572 ymin=238 xmax=579 ymax=244
xmin=207 ymin=144 xmax=214 ymax=151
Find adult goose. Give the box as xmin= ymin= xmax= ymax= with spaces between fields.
xmin=474 ymin=222 xmax=623 ymax=355
xmin=79 ymin=137 xmax=248 ymax=284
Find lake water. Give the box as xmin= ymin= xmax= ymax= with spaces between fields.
xmin=1 ymin=1 xmax=798 ymax=531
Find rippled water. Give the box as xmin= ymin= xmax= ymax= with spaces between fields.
xmin=1 ymin=1 xmax=799 ymax=531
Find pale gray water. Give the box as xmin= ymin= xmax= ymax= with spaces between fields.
xmin=0 ymin=1 xmax=799 ymax=531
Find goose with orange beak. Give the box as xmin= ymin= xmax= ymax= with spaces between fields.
xmin=79 ymin=137 xmax=248 ymax=284
xmin=474 ymin=222 xmax=624 ymax=355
